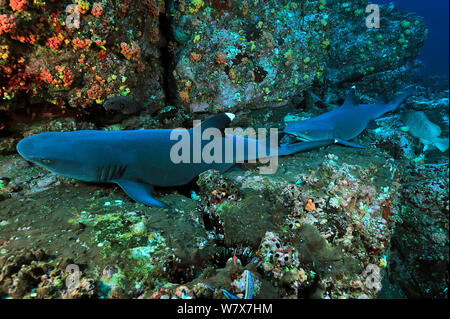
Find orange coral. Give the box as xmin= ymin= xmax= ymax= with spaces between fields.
xmin=120 ymin=0 xmax=130 ymax=14
xmin=40 ymin=68 xmax=56 ymax=84
xmin=72 ymin=38 xmax=91 ymax=50
xmin=87 ymin=83 xmax=103 ymax=100
xmin=145 ymin=0 xmax=159 ymax=20
xmin=228 ymin=68 xmax=237 ymax=80
xmin=10 ymin=33 xmax=36 ymax=44
xmin=0 ymin=45 xmax=9 ymax=60
xmin=149 ymin=27 xmax=159 ymax=43
xmin=46 ymin=36 xmax=62 ymax=50
xmin=215 ymin=52 xmax=227 ymax=64
xmin=9 ymin=0 xmax=28 ymax=12
xmin=78 ymin=53 xmax=86 ymax=64
xmin=0 ymin=14 xmax=16 ymax=34
xmin=120 ymin=41 xmax=141 ymax=62
xmin=91 ymin=2 xmax=104 ymax=17
xmin=179 ymin=90 xmax=190 ymax=103
xmin=305 ymin=199 xmax=316 ymax=212
xmin=179 ymin=0 xmax=186 ymax=12
xmin=190 ymin=52 xmax=202 ymax=62
xmin=97 ymin=49 xmax=107 ymax=61
xmin=62 ymin=67 xmax=74 ymax=87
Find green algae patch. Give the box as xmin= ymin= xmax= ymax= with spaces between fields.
xmin=120 ymin=231 xmax=176 ymax=287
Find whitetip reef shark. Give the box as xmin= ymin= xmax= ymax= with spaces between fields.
xmin=17 ymin=113 xmax=335 ymax=208
xmin=284 ymin=87 xmax=416 ymax=148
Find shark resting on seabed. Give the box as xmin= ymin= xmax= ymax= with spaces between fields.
xmin=283 ymin=86 xmax=416 ymax=148
xmin=16 ymin=113 xmax=337 ymax=208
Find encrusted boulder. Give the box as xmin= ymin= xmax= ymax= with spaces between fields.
xmin=0 ymin=0 xmax=165 ymax=113
xmin=169 ymin=0 xmax=330 ymax=113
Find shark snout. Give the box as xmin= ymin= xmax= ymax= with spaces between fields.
xmin=16 ymin=137 xmax=38 ymax=160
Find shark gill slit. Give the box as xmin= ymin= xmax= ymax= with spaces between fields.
xmin=97 ymin=164 xmax=127 ymax=182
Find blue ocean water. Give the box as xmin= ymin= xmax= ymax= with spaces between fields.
xmin=374 ymin=0 xmax=449 ymax=76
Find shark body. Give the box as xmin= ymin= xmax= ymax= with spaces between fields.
xmin=284 ymin=87 xmax=416 ymax=148
xmin=17 ymin=113 xmax=334 ymax=208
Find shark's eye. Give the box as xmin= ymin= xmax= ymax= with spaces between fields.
xmin=41 ymin=159 xmax=52 ymax=165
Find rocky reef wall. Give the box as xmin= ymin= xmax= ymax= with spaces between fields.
xmin=1 ymin=0 xmax=427 ymax=121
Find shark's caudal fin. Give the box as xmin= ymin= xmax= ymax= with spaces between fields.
xmin=278 ymin=139 xmax=335 ymax=156
xmin=433 ymin=137 xmax=450 ymax=152
xmin=381 ymin=86 xmax=416 ymax=113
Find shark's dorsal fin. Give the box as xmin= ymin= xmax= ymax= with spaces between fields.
xmin=193 ymin=113 xmax=235 ymax=136
xmin=343 ymin=87 xmax=358 ymax=107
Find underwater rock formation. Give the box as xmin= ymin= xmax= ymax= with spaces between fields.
xmin=168 ymin=0 xmax=426 ymax=113
xmin=0 ymin=1 xmax=446 ymax=301
xmin=0 ymin=0 xmax=165 ymax=114
xmin=168 ymin=0 xmax=330 ymax=112
xmin=1 ymin=0 xmax=427 ymax=119
xmin=324 ymin=0 xmax=426 ymax=97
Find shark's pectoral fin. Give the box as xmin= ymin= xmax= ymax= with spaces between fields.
xmin=116 ymin=180 xmax=168 ymax=208
xmin=434 ymin=137 xmax=449 ymax=152
xmin=334 ymin=138 xmax=367 ymax=149
xmin=224 ymin=164 xmax=245 ymax=173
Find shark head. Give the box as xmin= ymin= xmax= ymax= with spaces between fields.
xmin=17 ymin=132 xmax=91 ymax=179
xmin=283 ymin=121 xmax=334 ymax=141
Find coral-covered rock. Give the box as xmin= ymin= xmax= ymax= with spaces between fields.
xmin=324 ymin=0 xmax=427 ymax=98
xmin=169 ymin=0 xmax=329 ymax=113
xmin=168 ymin=0 xmax=426 ymax=113
xmin=0 ymin=0 xmax=165 ymax=113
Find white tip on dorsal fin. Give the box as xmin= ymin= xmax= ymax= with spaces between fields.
xmin=343 ymin=86 xmax=358 ymax=107
xmin=193 ymin=113 xmax=235 ymax=136
xmin=226 ymin=113 xmax=236 ymax=122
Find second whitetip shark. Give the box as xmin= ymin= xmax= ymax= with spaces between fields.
xmin=283 ymin=86 xmax=416 ymax=148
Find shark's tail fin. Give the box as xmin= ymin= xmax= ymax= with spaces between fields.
xmin=278 ymin=139 xmax=335 ymax=156
xmin=382 ymin=86 xmax=416 ymax=113
xmin=433 ymin=137 xmax=450 ymax=152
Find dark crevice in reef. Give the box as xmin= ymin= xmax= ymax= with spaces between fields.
xmin=159 ymin=9 xmax=176 ymax=107
xmin=164 ymin=177 xmax=201 ymax=200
